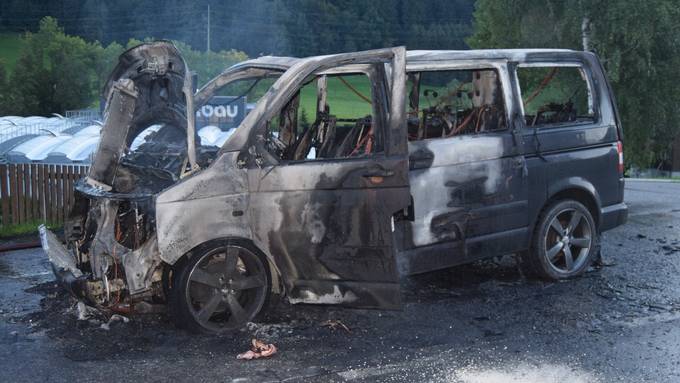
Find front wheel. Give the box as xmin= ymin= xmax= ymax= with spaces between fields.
xmin=522 ymin=200 xmax=599 ymax=280
xmin=169 ymin=241 xmax=271 ymax=333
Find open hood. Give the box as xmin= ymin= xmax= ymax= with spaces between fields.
xmin=86 ymin=41 xmax=197 ymax=196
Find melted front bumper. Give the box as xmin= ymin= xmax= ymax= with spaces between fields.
xmin=39 ymin=225 xmax=90 ymax=301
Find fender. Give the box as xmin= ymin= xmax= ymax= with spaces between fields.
xmin=543 ymin=176 xmax=602 ymax=225
xmin=155 ymin=152 xmax=251 ymax=265
xmin=154 ymin=151 xmax=285 ymax=289
xmin=547 ymin=177 xmax=601 ymax=208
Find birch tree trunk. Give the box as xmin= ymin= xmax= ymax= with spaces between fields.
xmin=581 ymin=16 xmax=591 ymax=51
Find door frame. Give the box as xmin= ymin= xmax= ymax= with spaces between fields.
xmin=243 ymin=47 xmax=411 ymax=309
xmin=395 ymin=60 xmax=530 ymax=275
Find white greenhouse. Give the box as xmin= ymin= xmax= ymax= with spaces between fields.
xmin=0 ymin=115 xmax=235 ymax=165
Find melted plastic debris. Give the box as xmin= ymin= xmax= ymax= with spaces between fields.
xmin=236 ymin=338 xmax=278 ymax=360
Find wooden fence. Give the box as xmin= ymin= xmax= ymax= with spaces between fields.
xmin=0 ymin=164 xmax=89 ymax=227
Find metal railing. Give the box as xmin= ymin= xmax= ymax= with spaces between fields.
xmin=65 ymin=108 xmax=102 ymax=123
xmin=0 ymin=122 xmax=78 ymax=142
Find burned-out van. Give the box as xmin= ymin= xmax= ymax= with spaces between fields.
xmin=40 ymin=42 xmax=627 ymax=332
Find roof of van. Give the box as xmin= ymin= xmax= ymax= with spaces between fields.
xmin=406 ymin=48 xmax=579 ymax=62
xmin=234 ymin=48 xmax=581 ymax=70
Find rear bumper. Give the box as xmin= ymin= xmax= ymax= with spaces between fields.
xmin=38 ymin=225 xmax=90 ymax=301
xmin=599 ymin=202 xmax=628 ymax=232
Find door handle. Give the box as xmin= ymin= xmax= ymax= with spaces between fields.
xmin=408 ymin=150 xmax=434 ymax=170
xmin=409 ymin=151 xmax=434 ymax=170
xmin=409 ymin=153 xmax=434 ymax=161
xmin=362 ymin=169 xmax=395 ymax=178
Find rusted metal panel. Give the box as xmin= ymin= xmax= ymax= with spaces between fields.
xmin=58 ymin=165 xmax=65 ymax=224
xmin=22 ymin=164 xmax=31 ymax=222
xmin=38 ymin=166 xmax=49 ymax=223
xmin=0 ymin=165 xmax=8 ymax=226
xmin=9 ymin=165 xmax=19 ymax=225
xmin=31 ymin=164 xmax=39 ymax=221
xmin=51 ymin=165 xmax=59 ymax=223
xmin=64 ymin=166 xmax=71 ymax=221
xmin=17 ymin=164 xmax=25 ymax=224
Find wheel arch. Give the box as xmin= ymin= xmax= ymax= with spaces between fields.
xmin=166 ymin=236 xmax=285 ymax=295
xmin=550 ymin=189 xmax=599 ymax=224
xmin=531 ymin=178 xmax=602 ymax=239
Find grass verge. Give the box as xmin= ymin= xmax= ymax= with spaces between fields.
xmin=0 ymin=220 xmax=60 ymax=239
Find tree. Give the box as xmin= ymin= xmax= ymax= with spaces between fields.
xmin=1 ymin=0 xmax=477 ymax=57
xmin=94 ymin=41 xmax=125 ymax=91
xmin=9 ymin=17 xmax=103 ymax=115
xmin=0 ymin=61 xmax=12 ymax=116
xmin=173 ymin=41 xmax=248 ymax=87
xmin=468 ymin=0 xmax=680 ymax=169
xmin=2 ymin=18 xmax=250 ymax=115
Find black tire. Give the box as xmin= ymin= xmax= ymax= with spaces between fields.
xmin=168 ymin=240 xmax=272 ymax=333
xmin=522 ymin=199 xmax=600 ymax=281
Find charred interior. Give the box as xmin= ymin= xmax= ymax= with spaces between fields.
xmin=406 ymin=69 xmax=506 ymax=141
xmin=264 ymin=71 xmax=385 ymax=162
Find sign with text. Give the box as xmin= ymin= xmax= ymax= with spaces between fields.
xmin=195 ymin=96 xmax=246 ymax=129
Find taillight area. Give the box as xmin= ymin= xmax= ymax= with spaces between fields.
xmin=617 ymin=141 xmax=624 ymax=175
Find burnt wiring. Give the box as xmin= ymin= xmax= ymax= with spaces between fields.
xmin=349 ymin=124 xmax=374 ymax=156
xmin=523 ymin=67 xmax=559 ymax=107
xmin=435 ymin=81 xmax=468 ymax=108
xmin=529 ymin=87 xmax=581 ymax=127
xmin=410 ymin=75 xmax=508 ymax=140
xmin=446 ymin=108 xmax=478 ymax=137
xmin=338 ymin=76 xmax=372 ymax=104
xmin=114 ymin=208 xmax=134 ymax=245
xmin=105 ymin=203 xmax=144 ymax=309
xmin=223 ymin=78 xmax=262 ymax=106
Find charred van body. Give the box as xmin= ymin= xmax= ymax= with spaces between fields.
xmin=41 ymin=42 xmax=627 ymax=332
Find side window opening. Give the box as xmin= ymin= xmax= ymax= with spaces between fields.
xmin=406 ymin=69 xmax=507 ymax=142
xmin=265 ymin=72 xmax=380 ymax=161
xmin=517 ymin=65 xmax=595 ymax=127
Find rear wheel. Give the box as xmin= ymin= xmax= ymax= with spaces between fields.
xmin=523 ymin=200 xmax=599 ymax=280
xmin=169 ymin=241 xmax=271 ymax=333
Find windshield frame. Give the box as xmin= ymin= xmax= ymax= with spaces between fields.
xmin=185 ymin=63 xmax=292 ymax=167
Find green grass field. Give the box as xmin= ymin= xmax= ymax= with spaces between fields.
xmin=0 ymin=33 xmax=24 ymax=73
xmin=298 ymin=75 xmax=373 ymax=119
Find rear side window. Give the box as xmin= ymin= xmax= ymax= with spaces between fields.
xmin=517 ymin=65 xmax=595 ymax=128
xmin=406 ymin=69 xmax=507 ymax=141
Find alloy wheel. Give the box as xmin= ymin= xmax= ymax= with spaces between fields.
xmin=185 ymin=245 xmax=267 ymax=332
xmin=543 ymin=208 xmax=593 ymax=274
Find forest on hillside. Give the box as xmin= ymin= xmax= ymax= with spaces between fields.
xmin=1 ymin=0 xmax=679 ymax=169
xmin=0 ymin=0 xmax=475 ymax=56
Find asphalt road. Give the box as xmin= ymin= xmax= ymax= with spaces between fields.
xmin=1 ymin=180 xmax=680 ymax=383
